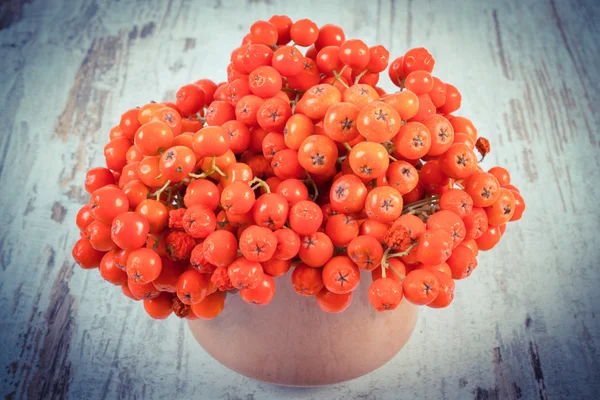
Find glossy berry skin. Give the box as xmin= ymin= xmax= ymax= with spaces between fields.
xmin=315 ymin=288 xmax=353 ymax=313
xmin=182 ymin=205 xmax=217 ymax=239
xmin=446 ymin=244 xmax=478 ymax=279
xmin=427 ymin=271 xmax=456 ymax=308
xmin=144 ymin=292 xmax=174 ymax=319
xmin=382 ymin=90 xmax=419 ymax=120
xmin=426 ymin=210 xmax=466 ymax=249
xmin=76 ymin=204 xmax=94 ymax=231
xmin=104 ymin=138 xmax=131 ymax=171
xmin=298 ymin=135 xmax=338 ymax=175
xmin=403 ymin=47 xmax=435 ymax=75
xmin=151 ymin=106 xmax=183 ymax=136
xmin=423 ymin=114 xmax=454 ymax=156
xmin=295 ymin=84 xmax=341 ymax=120
xmin=90 ymin=186 xmax=129 ymax=225
xmin=485 ymin=188 xmax=515 ymax=225
xmin=111 ymin=212 xmax=149 ymax=250
xmin=250 ymin=20 xmax=278 ymax=46
xmin=289 ymin=200 xmax=323 ymax=236
xmin=463 ymin=207 xmax=489 ymax=240
xmin=191 ymin=291 xmax=225 ymax=319
xmin=404 ymin=71 xmax=433 ymax=95
xmin=488 ymin=166 xmax=511 ymax=186
xmin=126 ymin=248 xmax=162 ymax=284
xmin=509 ymin=190 xmax=525 ymax=221
xmin=152 ymin=258 xmax=185 ymax=293
xmin=159 ymin=146 xmax=196 ymax=182
xmin=323 ymin=102 xmax=361 ymax=143
xmin=315 ymin=24 xmax=345 ymax=49
xmin=367 ymin=45 xmax=389 ymax=72
xmin=128 ymin=280 xmax=160 ymax=300
xmin=227 ymin=256 xmax=264 ymax=290
xmin=290 ymin=19 xmax=319 ymax=47
xmin=273 ymin=228 xmax=301 ymax=260
xmin=369 ymin=278 xmax=403 ymax=311
xmin=322 ymin=256 xmax=360 ymax=294
xmin=72 ymin=238 xmax=105 ymax=269
xmin=364 ymin=186 xmax=403 ymax=223
xmin=272 ymin=45 xmax=304 ymax=76
xmin=203 ymin=230 xmax=238 ymax=268
xmin=176 ymin=269 xmax=215 ymax=305
xmin=325 ymin=214 xmax=359 ymax=247
xmin=386 ymin=161 xmax=419 ymax=195
xmin=347 ymin=235 xmax=383 ymax=270
xmin=372 ymin=258 xmax=406 ymax=283
xmin=402 ymin=269 xmax=439 ymax=305
xmin=176 ymin=84 xmax=206 ymax=116
xmin=134 ymin=121 xmax=174 ymax=156
xmin=476 ymin=224 xmax=503 ymax=251
xmin=284 ymin=114 xmax=313 ymax=150
xmin=276 ymin=179 xmax=309 ymax=206
xmin=416 ymin=228 xmax=453 ymax=265
xmin=85 ymin=167 xmax=115 ymax=193
xmin=339 ymin=39 xmax=370 ymax=70
xmin=249 ymin=66 xmax=282 ymax=98
xmin=356 ymin=101 xmax=401 ymax=143
xmin=220 ymin=182 xmax=255 ymax=215
xmin=86 ymin=220 xmax=116 ymax=252
xmin=440 ymin=189 xmax=473 ymax=218
xmin=136 ymin=199 xmax=168 ymax=233
xmin=239 ymin=225 xmax=277 ymax=262
xmin=330 ymin=174 xmax=368 ymax=214
xmin=119 ymin=108 xmax=141 ymax=139
xmin=291 ymin=263 xmax=324 ymax=296
xmin=184 ymin=179 xmax=220 ymax=210
xmin=464 ymin=172 xmax=501 ymax=207
xmin=439 ymin=143 xmax=478 ymax=179
xmin=240 ymin=274 xmax=276 ymax=305
xmin=261 ymin=258 xmax=291 ymax=278
xmin=348 ymin=142 xmax=389 ymax=180
xmin=392 ymin=122 xmax=431 ymax=160
xmin=122 ymin=180 xmax=149 ymax=209
xmin=298 ymin=232 xmax=334 ymax=268
xmin=252 ymin=193 xmax=289 ymax=230
xmin=193 ymin=126 xmax=229 ymax=158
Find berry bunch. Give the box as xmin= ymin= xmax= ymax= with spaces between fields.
xmin=72 ymin=16 xmax=525 ymax=319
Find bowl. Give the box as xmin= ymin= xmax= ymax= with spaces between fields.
xmin=188 ymin=271 xmax=418 ymax=386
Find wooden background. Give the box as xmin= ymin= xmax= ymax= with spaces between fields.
xmin=1 ymin=0 xmax=599 ymax=398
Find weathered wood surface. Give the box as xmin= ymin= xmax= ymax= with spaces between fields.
xmin=0 ymin=0 xmax=599 ymax=398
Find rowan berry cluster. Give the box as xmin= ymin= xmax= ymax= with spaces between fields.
xmin=72 ymin=16 xmax=525 ymax=319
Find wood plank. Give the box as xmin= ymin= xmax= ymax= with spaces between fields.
xmin=0 ymin=0 xmax=598 ymax=398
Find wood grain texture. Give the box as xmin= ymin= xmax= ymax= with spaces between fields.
xmin=0 ymin=0 xmax=599 ymax=399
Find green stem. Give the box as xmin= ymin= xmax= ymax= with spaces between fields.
xmin=151 ymin=180 xmax=172 ymax=200
xmin=249 ymin=177 xmax=271 ymax=193
xmin=353 ymin=68 xmax=368 ymax=85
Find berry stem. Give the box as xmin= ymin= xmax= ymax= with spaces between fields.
xmin=249 ymin=177 xmax=271 ymax=193
xmin=209 ymin=155 xmax=227 ymax=177
xmin=303 ymin=173 xmax=319 ymax=201
xmin=402 ymin=195 xmax=441 ymax=213
xmin=151 ymin=180 xmax=172 ymax=200
xmin=342 ymin=142 xmax=352 ymax=152
xmin=389 ymin=154 xmax=398 ymax=162
xmin=380 ymin=242 xmax=418 ymax=278
xmin=388 ymin=263 xmax=406 ymax=280
xmin=353 ymin=68 xmax=368 ymax=85
xmin=291 ymin=93 xmax=300 ymax=113
xmin=332 ymin=66 xmax=350 ymax=89
xmin=188 ymin=156 xmax=227 ymax=179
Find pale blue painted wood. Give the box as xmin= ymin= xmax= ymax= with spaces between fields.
xmin=0 ymin=0 xmax=598 ymax=398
